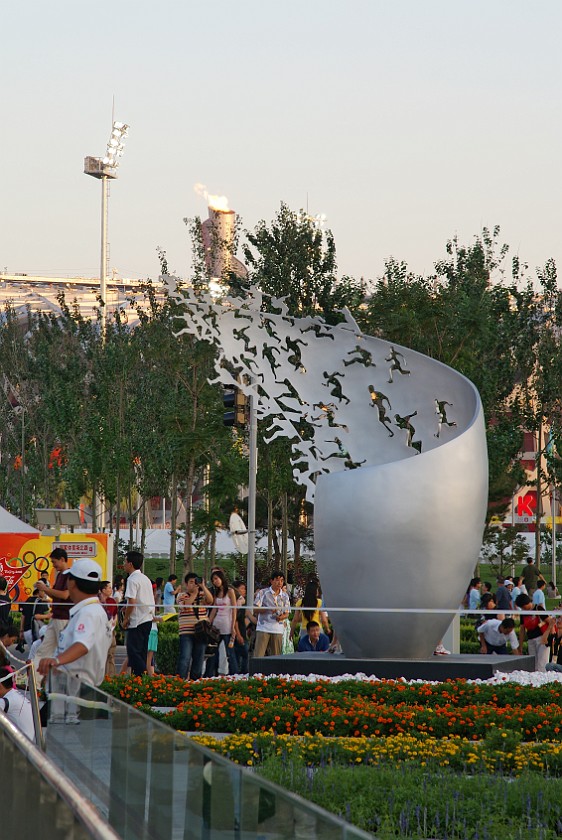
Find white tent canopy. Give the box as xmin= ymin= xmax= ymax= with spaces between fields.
xmin=0 ymin=506 xmax=38 ymax=534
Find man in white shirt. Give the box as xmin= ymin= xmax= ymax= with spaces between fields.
xmin=0 ymin=666 xmax=36 ymax=741
xmin=38 ymin=559 xmax=113 ymax=686
xmin=37 ymin=558 xmax=113 ymax=724
xmin=122 ymin=551 xmax=155 ymax=676
xmin=477 ymin=618 xmax=520 ymax=655
xmin=253 ymin=571 xmax=291 ymax=658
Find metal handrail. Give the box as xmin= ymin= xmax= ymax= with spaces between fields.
xmin=1 ymin=643 xmax=45 ymax=750
xmin=27 ymin=660 xmax=45 ymax=751
xmin=0 ymin=712 xmax=120 ymax=840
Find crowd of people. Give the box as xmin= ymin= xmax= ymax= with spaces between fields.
xmin=1 ymin=550 xmax=339 ymax=700
xmin=5 ymin=547 xmax=562 ymax=743
xmin=464 ymin=556 xmax=562 ymax=671
xmin=169 ymin=567 xmax=338 ymax=680
xmin=0 ymin=549 xmax=115 ymax=738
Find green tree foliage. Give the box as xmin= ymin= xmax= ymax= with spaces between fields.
xmin=514 ymin=258 xmax=562 ymax=561
xmin=242 ymin=204 xmax=366 ymax=573
xmin=480 ymin=524 xmax=529 ymax=579
xmin=0 ymin=279 xmax=246 ymax=573
xmin=243 ymin=202 xmax=365 ymax=323
xmin=357 ymin=227 xmax=531 ymax=517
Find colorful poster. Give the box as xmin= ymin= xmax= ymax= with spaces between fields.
xmin=0 ymin=533 xmax=112 ymax=607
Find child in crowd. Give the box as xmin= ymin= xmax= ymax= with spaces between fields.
xmin=0 ymin=665 xmax=35 ymax=742
xmin=147 ymin=616 xmax=163 ymax=676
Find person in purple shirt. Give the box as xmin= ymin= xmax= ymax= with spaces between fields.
xmin=297 ymin=620 xmax=330 ymax=652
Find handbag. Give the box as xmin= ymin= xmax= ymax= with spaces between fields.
xmin=117 ymin=599 xmax=128 ymax=631
xmin=194 ymin=620 xmax=220 ymax=645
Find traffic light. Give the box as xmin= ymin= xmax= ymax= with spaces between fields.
xmin=223 ymin=387 xmax=247 ymax=428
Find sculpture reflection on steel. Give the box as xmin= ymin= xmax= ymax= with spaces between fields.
xmin=169 ymin=280 xmax=488 ymax=659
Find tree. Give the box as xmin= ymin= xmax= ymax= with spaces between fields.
xmin=516 ymin=258 xmax=562 ymax=565
xmin=243 ymin=202 xmax=365 ymax=323
xmin=480 ymin=524 xmax=529 ymax=579
xmin=357 ymin=227 xmax=531 ymax=518
xmin=125 ymin=276 xmax=247 ymax=573
xmin=242 ymin=204 xmax=365 ymax=576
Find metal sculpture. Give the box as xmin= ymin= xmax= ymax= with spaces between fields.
xmin=169 ymin=280 xmax=488 ymax=658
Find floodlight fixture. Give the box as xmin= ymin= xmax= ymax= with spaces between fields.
xmin=83 ymin=118 xmax=130 ymax=338
xmin=84 ymin=120 xmax=130 ymax=180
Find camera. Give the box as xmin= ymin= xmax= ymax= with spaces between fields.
xmin=195 ymin=576 xmax=202 ymax=585
xmin=15 ymin=640 xmax=26 ymax=653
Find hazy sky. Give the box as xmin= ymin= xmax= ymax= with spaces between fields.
xmin=3 ymin=1 xmax=561 ymax=285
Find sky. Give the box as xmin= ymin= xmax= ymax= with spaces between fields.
xmin=3 ymin=1 xmax=562 ymax=286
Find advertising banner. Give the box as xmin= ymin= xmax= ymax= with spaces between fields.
xmin=0 ymin=533 xmax=112 ymax=605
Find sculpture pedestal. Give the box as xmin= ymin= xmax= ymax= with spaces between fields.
xmin=250 ymin=653 xmax=535 ymax=681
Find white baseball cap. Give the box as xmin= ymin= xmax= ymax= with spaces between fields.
xmin=63 ymin=559 xmax=102 ymax=582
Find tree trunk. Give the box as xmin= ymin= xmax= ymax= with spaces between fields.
xmin=294 ymin=530 xmax=301 ymax=570
xmin=169 ymin=473 xmax=177 ymax=577
xmin=114 ymin=476 xmax=120 ymax=572
xmin=128 ymin=482 xmax=134 ymax=550
xmin=183 ymin=459 xmax=196 ymax=574
xmin=141 ymin=496 xmax=147 ymax=555
xmin=272 ymin=530 xmax=280 ymax=566
xmin=267 ymin=493 xmax=273 ymax=565
xmin=293 ymin=495 xmax=304 ymax=580
xmin=281 ymin=491 xmax=288 ymax=578
xmin=536 ymin=421 xmax=542 ymax=568
xmin=91 ymin=486 xmax=97 ymax=535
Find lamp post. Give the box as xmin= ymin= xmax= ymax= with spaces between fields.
xmin=246 ymin=389 xmax=257 ymax=603
xmin=20 ymin=406 xmax=26 ymax=522
xmin=84 ymin=120 xmax=129 ymax=332
xmin=553 ymin=484 xmax=557 ymax=591
xmin=84 ymin=120 xmax=129 ymax=532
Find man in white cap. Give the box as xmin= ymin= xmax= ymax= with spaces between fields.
xmin=495 ymin=579 xmax=514 ymax=613
xmin=38 ymin=559 xmax=112 ymax=687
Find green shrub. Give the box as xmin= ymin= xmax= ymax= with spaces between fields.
xmin=155 ymin=632 xmax=179 ymax=675
xmin=259 ymin=760 xmax=562 ymax=838
xmin=159 ymin=616 xmax=179 ymax=635
xmin=460 ymin=639 xmax=481 ymax=654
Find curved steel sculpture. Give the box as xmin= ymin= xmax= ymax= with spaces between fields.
xmin=169 ymin=281 xmax=488 ymax=658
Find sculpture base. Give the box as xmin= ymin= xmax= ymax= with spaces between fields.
xmin=251 ymin=653 xmax=535 ymax=681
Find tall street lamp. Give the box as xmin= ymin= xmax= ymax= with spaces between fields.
xmin=84 ymin=120 xmax=130 ymax=332
xmin=84 ymin=120 xmax=129 ymax=532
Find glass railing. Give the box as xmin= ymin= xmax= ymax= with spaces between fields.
xmin=44 ymin=673 xmax=373 ymax=839
xmin=0 ymin=709 xmax=120 ymax=839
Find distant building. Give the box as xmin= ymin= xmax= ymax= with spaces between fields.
xmin=0 ymin=273 xmax=163 ymax=326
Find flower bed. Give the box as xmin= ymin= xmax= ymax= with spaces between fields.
xmin=102 ymin=673 xmax=562 ymax=708
xmin=191 ymin=730 xmax=562 ymax=775
xmin=102 ymin=673 xmax=562 ymax=835
xmin=102 ymin=675 xmax=562 ymax=741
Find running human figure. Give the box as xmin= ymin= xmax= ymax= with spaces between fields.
xmin=368 ymin=386 xmax=394 ymax=436
xmin=322 ymin=371 xmax=351 ymax=405
xmin=434 ymin=399 xmax=457 ymax=438
xmin=385 ymin=347 xmax=410 ymax=383
xmin=321 ymin=437 xmax=366 ymax=469
xmin=284 ymin=335 xmax=307 ymax=371
xmin=344 ymin=345 xmax=375 ymax=368
xmin=394 ymin=411 xmax=422 ymax=453
xmin=311 ymin=402 xmax=349 ymax=433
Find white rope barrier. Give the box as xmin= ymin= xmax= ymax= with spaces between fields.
xmin=5 ymin=601 xmax=557 ymax=616
xmin=44 ymin=692 xmax=111 ymax=712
